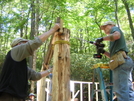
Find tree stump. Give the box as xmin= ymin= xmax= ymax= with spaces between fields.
xmin=52 ymin=28 xmax=71 ymax=101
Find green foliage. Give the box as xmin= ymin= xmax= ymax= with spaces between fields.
xmin=71 ymin=53 xmax=110 ymax=81
xmin=0 ymin=0 xmax=134 ymax=82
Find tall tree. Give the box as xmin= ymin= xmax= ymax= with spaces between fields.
xmin=122 ymin=0 xmax=134 ymax=40
xmin=29 ymin=0 xmax=36 ymax=94
xmin=114 ymin=0 xmax=120 ymax=28
xmin=1 ymin=0 xmax=134 ymax=95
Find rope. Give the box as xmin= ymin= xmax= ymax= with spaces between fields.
xmin=52 ymin=40 xmax=70 ymax=49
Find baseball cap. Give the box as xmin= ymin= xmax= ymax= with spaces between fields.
xmin=100 ymin=21 xmax=116 ymax=30
xmin=29 ymin=93 xmax=35 ymax=96
xmin=11 ymin=37 xmax=29 ymax=47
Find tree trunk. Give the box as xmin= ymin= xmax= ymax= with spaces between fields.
xmin=37 ymin=72 xmax=46 ymax=101
xmin=29 ymin=0 xmax=37 ymax=94
xmin=52 ymin=28 xmax=71 ymax=101
xmin=122 ymin=0 xmax=134 ymax=40
xmin=37 ymin=33 xmax=54 ymax=101
xmin=30 ymin=51 xmax=36 ymax=93
xmin=114 ymin=0 xmax=120 ymax=28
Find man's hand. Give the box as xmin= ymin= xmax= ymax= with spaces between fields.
xmin=53 ymin=23 xmax=60 ymax=31
xmin=96 ymin=37 xmax=103 ymax=43
xmin=98 ymin=48 xmax=105 ymax=54
xmin=38 ymin=23 xmax=61 ymax=42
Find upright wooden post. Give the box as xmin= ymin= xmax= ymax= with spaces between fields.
xmin=37 ymin=34 xmax=54 ymax=101
xmin=52 ymin=19 xmax=71 ymax=101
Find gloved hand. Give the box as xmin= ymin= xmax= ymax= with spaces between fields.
xmin=96 ymin=37 xmax=103 ymax=43
xmin=98 ymin=47 xmax=105 ymax=54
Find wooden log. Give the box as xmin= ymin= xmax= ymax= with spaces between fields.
xmin=37 ymin=17 xmax=69 ymax=101
xmin=37 ymin=35 xmax=54 ymax=101
xmin=37 ymin=76 xmax=46 ymax=101
xmin=52 ymin=28 xmax=71 ymax=101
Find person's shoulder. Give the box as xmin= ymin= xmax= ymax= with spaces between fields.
xmin=11 ymin=44 xmax=24 ymax=51
xmin=111 ymin=26 xmax=120 ymax=32
xmin=112 ymin=26 xmax=118 ymax=29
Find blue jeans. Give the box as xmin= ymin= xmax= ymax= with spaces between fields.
xmin=113 ymin=56 xmax=134 ymax=101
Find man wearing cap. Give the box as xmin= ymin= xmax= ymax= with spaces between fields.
xmin=0 ymin=23 xmax=60 ymax=101
xmin=96 ymin=21 xmax=134 ymax=101
xmin=28 ymin=93 xmax=36 ymax=101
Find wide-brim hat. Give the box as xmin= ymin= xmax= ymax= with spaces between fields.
xmin=100 ymin=21 xmax=116 ymax=30
xmin=11 ymin=37 xmax=29 ymax=47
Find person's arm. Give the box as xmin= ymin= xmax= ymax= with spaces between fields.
xmin=11 ymin=24 xmax=60 ymax=62
xmin=103 ymin=31 xmax=121 ymax=41
xmin=28 ymin=67 xmax=52 ymax=81
xmin=103 ymin=51 xmax=110 ymax=58
xmin=96 ymin=30 xmax=121 ymax=44
xmin=38 ymin=24 xmax=60 ymax=42
xmin=102 ymin=31 xmax=121 ymax=58
xmin=28 ymin=67 xmax=41 ymax=81
xmin=40 ymin=68 xmax=53 ymax=78
xmin=11 ymin=37 xmax=43 ymax=61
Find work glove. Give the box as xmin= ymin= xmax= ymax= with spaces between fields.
xmin=98 ymin=47 xmax=105 ymax=54
xmin=96 ymin=37 xmax=103 ymax=43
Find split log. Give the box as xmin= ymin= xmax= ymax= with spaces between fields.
xmin=37 ymin=77 xmax=46 ymax=101
xmin=37 ymin=35 xmax=54 ymax=101
xmin=52 ymin=28 xmax=71 ymax=101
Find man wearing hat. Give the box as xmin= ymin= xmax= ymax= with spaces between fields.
xmin=0 ymin=23 xmax=60 ymax=101
xmin=28 ymin=93 xmax=36 ymax=101
xmin=96 ymin=21 xmax=134 ymax=101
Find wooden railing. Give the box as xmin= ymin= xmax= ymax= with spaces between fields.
xmin=39 ymin=79 xmax=134 ymax=101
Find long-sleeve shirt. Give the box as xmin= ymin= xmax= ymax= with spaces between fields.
xmin=11 ymin=37 xmax=43 ymax=80
xmin=28 ymin=67 xmax=41 ymax=81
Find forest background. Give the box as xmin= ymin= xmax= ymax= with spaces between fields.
xmin=0 ymin=0 xmax=134 ymax=92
